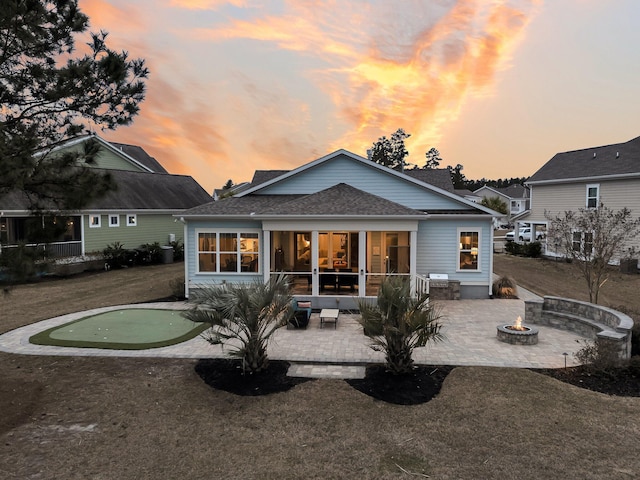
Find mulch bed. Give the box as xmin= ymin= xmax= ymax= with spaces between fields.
xmin=347 ymin=365 xmax=455 ymax=405
xmin=533 ymin=365 xmax=640 ymax=397
xmin=195 ymin=358 xmax=312 ymax=396
xmin=195 ymin=358 xmax=640 ymax=404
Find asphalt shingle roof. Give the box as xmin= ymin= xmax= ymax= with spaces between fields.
xmin=110 ymin=142 xmax=168 ymax=173
xmin=1 ymin=169 xmax=212 ymax=211
xmin=528 ymin=135 xmax=640 ymax=183
xmin=181 ymin=183 xmax=425 ymax=218
xmin=403 ymin=168 xmax=455 ymax=192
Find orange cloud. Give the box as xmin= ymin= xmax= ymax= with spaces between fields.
xmin=74 ymin=0 xmax=541 ymax=191
xmin=194 ymin=0 xmax=541 ymax=167
xmin=169 ymin=0 xmax=248 ymax=9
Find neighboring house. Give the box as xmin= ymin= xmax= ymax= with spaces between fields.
xmin=179 ymin=149 xmax=498 ymax=308
xmin=0 ymin=135 xmax=212 ymax=257
xmin=473 ymin=184 xmax=529 ymax=224
xmin=519 ymin=135 xmax=640 ymax=258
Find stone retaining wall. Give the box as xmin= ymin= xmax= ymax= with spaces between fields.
xmin=525 ymin=296 xmax=634 ymax=359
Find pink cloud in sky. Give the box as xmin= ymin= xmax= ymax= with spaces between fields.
xmin=80 ymin=0 xmax=542 ymax=190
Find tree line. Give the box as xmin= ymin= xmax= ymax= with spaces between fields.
xmin=368 ymin=128 xmax=528 ymax=191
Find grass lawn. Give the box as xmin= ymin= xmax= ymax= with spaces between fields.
xmin=1 ymin=260 xmax=640 ymax=479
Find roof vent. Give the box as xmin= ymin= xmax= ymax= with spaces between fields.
xmin=616 ymin=152 xmax=619 ymax=158
xmin=593 ymin=152 xmax=596 ymax=158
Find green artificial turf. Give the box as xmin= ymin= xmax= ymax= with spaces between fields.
xmin=30 ymin=309 xmax=209 ymax=350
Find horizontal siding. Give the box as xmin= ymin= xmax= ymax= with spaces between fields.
xmin=416 ymin=218 xmax=492 ymax=285
xmin=529 ymin=179 xmax=640 ymax=256
xmin=59 ymin=143 xmax=144 ymax=172
xmin=186 ymin=220 xmax=263 ymax=286
xmin=93 ymin=148 xmax=144 ymax=171
xmin=84 ymin=214 xmax=183 ymax=253
xmin=258 ymin=155 xmax=467 ymax=210
xmin=531 ymin=178 xmax=640 ymax=219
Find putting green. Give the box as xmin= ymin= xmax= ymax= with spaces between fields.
xmin=30 ymin=309 xmax=208 ymax=350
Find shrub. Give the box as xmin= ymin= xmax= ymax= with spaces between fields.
xmin=103 ymin=242 xmax=136 ymax=268
xmin=0 ymin=243 xmax=48 ymax=284
xmin=137 ymin=242 xmax=163 ymax=265
xmin=504 ymin=241 xmax=541 ymax=258
xmin=170 ymin=240 xmax=184 ymax=261
xmin=492 ymin=276 xmax=518 ymax=298
xmin=574 ymin=339 xmax=624 ymax=375
xmin=505 ymin=241 xmax=522 ymax=255
xmin=523 ymin=241 xmax=542 ymax=258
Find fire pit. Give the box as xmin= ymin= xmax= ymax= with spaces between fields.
xmin=497 ymin=316 xmax=538 ymax=345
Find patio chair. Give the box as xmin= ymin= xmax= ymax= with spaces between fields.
xmin=288 ymin=300 xmax=312 ymax=329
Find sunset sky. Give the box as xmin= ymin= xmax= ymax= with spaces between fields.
xmin=81 ymin=0 xmax=640 ymax=193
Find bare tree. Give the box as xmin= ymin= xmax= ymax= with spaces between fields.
xmin=545 ymin=203 xmax=640 ymax=304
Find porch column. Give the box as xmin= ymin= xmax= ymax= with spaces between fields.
xmin=358 ymin=230 xmax=366 ymax=297
xmin=80 ymin=214 xmax=86 ymax=256
xmin=410 ymin=230 xmax=417 ymax=294
xmin=263 ymin=229 xmax=271 ymax=284
xmin=311 ymin=230 xmax=319 ymax=296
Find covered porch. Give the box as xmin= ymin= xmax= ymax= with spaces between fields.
xmin=263 ymin=222 xmax=424 ymax=309
xmin=0 ymin=214 xmax=83 ymax=258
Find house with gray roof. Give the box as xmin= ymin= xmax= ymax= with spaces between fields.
xmin=0 ymin=135 xmax=212 ymax=258
xmin=180 ymin=149 xmax=498 ymax=308
xmin=518 ymin=135 xmax=640 ymax=257
xmin=473 ymin=184 xmax=529 ymax=224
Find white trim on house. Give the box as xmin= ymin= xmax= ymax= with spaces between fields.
xmin=456 ymin=227 xmax=482 ymax=273
xmin=527 ymin=171 xmax=640 ymax=186
xmin=43 ymin=135 xmax=155 ymax=173
xmin=586 ymin=183 xmax=600 ymax=208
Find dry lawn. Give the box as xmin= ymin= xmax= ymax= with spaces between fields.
xmin=493 ymin=253 xmax=640 ymax=317
xmin=1 ymin=260 xmax=640 ymax=479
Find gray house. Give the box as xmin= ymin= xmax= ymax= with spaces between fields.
xmin=179 ymin=149 xmax=498 ymax=308
xmin=519 ymin=135 xmax=640 ymax=258
xmin=0 ymin=135 xmax=212 ymax=257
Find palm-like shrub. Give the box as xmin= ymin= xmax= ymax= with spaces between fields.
xmin=184 ymin=275 xmax=293 ymax=373
xmin=358 ymin=276 xmax=443 ymax=375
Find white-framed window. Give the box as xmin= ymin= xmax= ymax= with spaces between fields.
xmin=458 ymin=228 xmax=480 ymax=271
xmin=126 ymin=214 xmax=137 ymax=226
xmin=109 ymin=214 xmax=120 ymax=227
xmin=89 ymin=215 xmax=101 ymax=228
xmin=572 ymin=231 xmax=594 ymax=255
xmin=586 ymin=184 xmax=599 ymax=208
xmin=196 ymin=230 xmax=260 ymax=273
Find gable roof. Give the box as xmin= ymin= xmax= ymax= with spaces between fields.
xmin=181 ymin=183 xmax=426 ymax=219
xmin=528 ymin=135 xmax=640 ymax=184
xmin=235 ymin=149 xmax=495 ymax=215
xmin=474 ymin=184 xmax=528 ymax=199
xmin=109 ymin=142 xmax=168 ymax=173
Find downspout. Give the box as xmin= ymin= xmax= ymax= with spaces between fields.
xmin=489 ymin=222 xmax=494 ymax=297
xmin=179 ymin=217 xmax=188 ymax=298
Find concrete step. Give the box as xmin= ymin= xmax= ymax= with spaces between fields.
xmin=287 ymin=363 xmax=366 ymax=379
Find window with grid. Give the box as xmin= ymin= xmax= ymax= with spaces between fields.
xmin=458 ymin=229 xmax=480 ymax=271
xmin=586 ymin=184 xmax=599 ymax=208
xmin=197 ymin=231 xmax=260 ymax=273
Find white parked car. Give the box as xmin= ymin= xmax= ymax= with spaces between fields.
xmin=505 ymin=227 xmax=545 ymax=242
